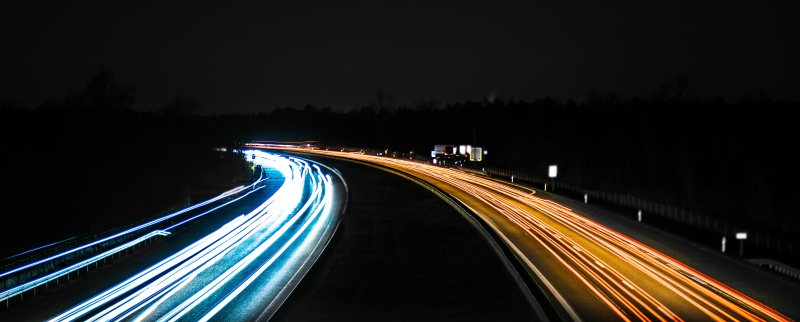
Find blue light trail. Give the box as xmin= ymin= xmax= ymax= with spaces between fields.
xmin=0 ymin=178 xmax=266 ymax=281
xmin=1 ymin=179 xmax=268 ymax=304
xmin=43 ymin=150 xmax=341 ymax=321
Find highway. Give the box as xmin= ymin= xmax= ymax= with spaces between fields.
xmin=274 ymin=147 xmax=790 ymax=322
xmin=271 ymin=154 xmax=542 ymax=321
xmin=2 ymin=151 xmax=343 ymax=321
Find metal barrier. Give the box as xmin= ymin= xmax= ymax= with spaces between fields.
xmin=0 ymin=176 xmax=268 ymax=307
xmin=483 ymin=166 xmax=797 ymax=264
xmin=301 ymin=146 xmax=798 ymax=266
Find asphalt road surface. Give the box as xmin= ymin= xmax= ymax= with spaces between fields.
xmin=285 ymin=148 xmax=794 ymax=322
xmin=1 ymin=179 xmax=283 ymax=321
xmin=272 ymin=155 xmax=541 ymax=321
xmin=1 ymin=152 xmax=344 ymax=322
xmin=534 ymin=188 xmax=800 ymax=319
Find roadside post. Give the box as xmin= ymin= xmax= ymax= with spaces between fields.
xmin=721 ymin=236 xmax=727 ymax=253
xmin=736 ymin=232 xmax=747 ymax=257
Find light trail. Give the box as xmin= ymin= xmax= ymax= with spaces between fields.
xmin=1 ymin=230 xmax=170 ymax=303
xmin=288 ymin=147 xmax=789 ymax=322
xmin=0 ymin=182 xmax=268 ymax=303
xmin=43 ymin=150 xmax=341 ymax=321
xmin=4 ymin=236 xmax=80 ymax=261
xmin=0 ymin=179 xmax=266 ymax=281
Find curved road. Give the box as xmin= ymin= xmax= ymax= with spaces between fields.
xmin=279 ymin=147 xmax=792 ymax=322
xmin=2 ymin=151 xmax=344 ymax=321
xmin=271 ymin=153 xmax=541 ymax=321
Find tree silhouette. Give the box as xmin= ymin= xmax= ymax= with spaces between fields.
xmin=84 ymin=64 xmax=136 ymax=110
xmin=653 ymin=75 xmax=694 ymax=102
xmin=160 ymin=95 xmax=202 ymax=117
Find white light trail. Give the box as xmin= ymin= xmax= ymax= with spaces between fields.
xmin=46 ymin=150 xmax=340 ymax=321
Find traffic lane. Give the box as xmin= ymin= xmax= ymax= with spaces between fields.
xmin=63 ymin=153 xmax=334 ymax=321
xmin=531 ymin=186 xmax=800 ymax=319
xmin=399 ymin=163 xmax=787 ymax=321
xmin=401 ymin=164 xmax=782 ymax=321
xmin=394 ymin=166 xmax=626 ymax=320
xmin=0 ymin=178 xmax=284 ymax=322
xmin=47 ymin=152 xmax=319 ymax=321
xmin=200 ymin=165 xmax=344 ymax=321
xmin=288 ymin=153 xmax=637 ymax=319
xmin=271 ymin=155 xmax=540 ymax=322
xmin=447 ymin=176 xmax=706 ymax=319
xmin=315 ymin=153 xmax=787 ymax=321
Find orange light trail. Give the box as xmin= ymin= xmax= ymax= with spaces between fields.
xmin=263 ymin=146 xmax=789 ymax=322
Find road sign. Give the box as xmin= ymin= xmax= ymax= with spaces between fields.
xmin=548 ymin=165 xmax=558 ymax=178
xmin=736 ymin=232 xmax=747 ymax=257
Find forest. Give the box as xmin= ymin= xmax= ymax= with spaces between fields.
xmin=2 ymin=68 xmax=796 ymax=258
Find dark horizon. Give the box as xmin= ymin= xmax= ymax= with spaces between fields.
xmin=1 ymin=65 xmax=795 ymax=115
xmin=2 ymin=0 xmax=798 ymax=114
xmin=3 ymin=1 xmax=800 ymax=320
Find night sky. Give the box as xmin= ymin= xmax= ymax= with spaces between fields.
xmin=2 ymin=0 xmax=797 ymax=113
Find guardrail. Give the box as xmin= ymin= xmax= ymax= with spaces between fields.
xmin=0 ymin=174 xmax=269 ymax=307
xmin=1 ymin=231 xmax=170 ymax=304
xmin=44 ymin=150 xmax=338 ymax=321
xmin=483 ymin=166 xmax=798 ymax=268
xmin=256 ymin=143 xmax=799 ymax=269
xmin=748 ymin=259 xmax=800 ymax=281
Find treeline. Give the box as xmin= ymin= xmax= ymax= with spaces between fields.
xmin=2 ymin=69 xmax=797 ymax=256
xmin=219 ymin=95 xmax=798 ymax=238
xmin=0 ymin=67 xmax=249 ymax=258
